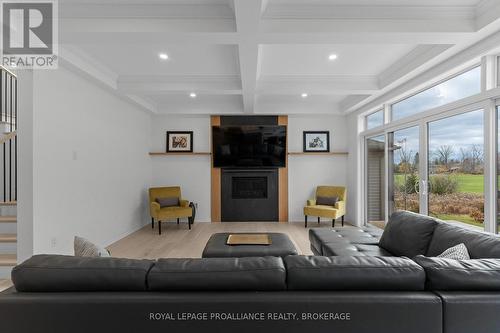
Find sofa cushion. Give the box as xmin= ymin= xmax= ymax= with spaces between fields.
xmin=427 ymin=222 xmax=500 ymax=258
xmin=11 ymin=255 xmax=153 ymax=292
xmin=308 ymin=229 xmax=344 ymax=254
xmin=148 ymin=257 xmax=286 ymax=291
xmin=309 ymin=227 xmax=386 ymax=257
xmin=379 ymin=211 xmax=438 ymax=257
xmin=156 ymin=196 xmax=179 ymax=208
xmin=285 ymin=255 xmax=425 ymax=290
xmin=316 ymin=196 xmax=338 ymax=206
xmin=322 ymin=243 xmax=393 ymax=257
xmin=414 ymin=255 xmax=500 ymax=291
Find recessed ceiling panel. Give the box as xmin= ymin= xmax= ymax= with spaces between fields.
xmin=267 ymin=0 xmax=480 ymax=6
xmin=78 ymin=44 xmax=240 ymax=76
xmin=259 ymin=44 xmax=416 ymax=76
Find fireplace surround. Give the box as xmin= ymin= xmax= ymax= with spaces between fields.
xmin=221 ymin=169 xmax=278 ymax=222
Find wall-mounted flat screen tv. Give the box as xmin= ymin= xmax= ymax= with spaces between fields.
xmin=212 ymin=125 xmax=286 ymax=168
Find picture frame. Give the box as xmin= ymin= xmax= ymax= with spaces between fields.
xmin=166 ymin=131 xmax=193 ymax=152
xmin=303 ymin=131 xmax=330 ymax=152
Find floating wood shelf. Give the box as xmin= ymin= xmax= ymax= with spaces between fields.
xmin=288 ymin=151 xmax=348 ymax=156
xmin=149 ymin=152 xmax=211 ymax=156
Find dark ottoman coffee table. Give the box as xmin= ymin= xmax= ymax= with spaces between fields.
xmin=202 ymin=233 xmax=298 ymax=258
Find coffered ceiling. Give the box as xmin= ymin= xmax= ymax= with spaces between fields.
xmin=57 ymin=0 xmax=500 ymax=114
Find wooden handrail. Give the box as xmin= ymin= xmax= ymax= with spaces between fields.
xmin=0 ymin=131 xmax=16 ymax=145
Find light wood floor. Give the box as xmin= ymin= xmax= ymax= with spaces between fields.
xmin=107 ymin=221 xmax=332 ymax=259
xmin=0 ymin=221 xmax=341 ymax=292
xmin=0 ymin=279 xmax=12 ymax=291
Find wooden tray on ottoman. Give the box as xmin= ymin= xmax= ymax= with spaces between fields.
xmin=226 ymin=234 xmax=272 ymax=245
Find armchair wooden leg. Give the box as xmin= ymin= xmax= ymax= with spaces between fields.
xmin=332 ymin=219 xmax=335 ymax=228
xmin=177 ymin=218 xmax=179 ymax=225
xmin=342 ymin=216 xmax=345 ymax=227
xmin=159 ymin=221 xmax=162 ymax=235
xmin=317 ymin=217 xmax=320 ymax=224
xmin=188 ymin=217 xmax=192 ymax=230
xmin=304 ymin=215 xmax=308 ymax=228
xmin=151 ymin=218 xmax=154 ymax=229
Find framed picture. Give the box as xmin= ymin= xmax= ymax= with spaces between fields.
xmin=166 ymin=131 xmax=193 ymax=152
xmin=303 ymin=131 xmax=330 ymax=152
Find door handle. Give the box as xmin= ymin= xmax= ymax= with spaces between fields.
xmin=421 ymin=180 xmax=427 ymax=195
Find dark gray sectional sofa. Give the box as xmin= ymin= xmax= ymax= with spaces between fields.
xmin=309 ymin=211 xmax=500 ymax=258
xmin=0 ymin=211 xmax=499 ymax=333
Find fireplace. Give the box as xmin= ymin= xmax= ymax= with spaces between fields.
xmin=221 ymin=169 xmax=278 ymax=222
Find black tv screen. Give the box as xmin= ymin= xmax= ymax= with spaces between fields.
xmin=212 ymin=125 xmax=286 ymax=168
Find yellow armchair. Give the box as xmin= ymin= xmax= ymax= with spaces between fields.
xmin=303 ymin=186 xmax=346 ymax=228
xmin=149 ymin=186 xmax=193 ymax=235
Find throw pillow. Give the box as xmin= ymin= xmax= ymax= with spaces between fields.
xmin=156 ymin=196 xmax=179 ymax=208
xmin=316 ymin=196 xmax=338 ymax=206
xmin=74 ymin=236 xmax=111 ymax=257
xmin=437 ymin=243 xmax=470 ymax=260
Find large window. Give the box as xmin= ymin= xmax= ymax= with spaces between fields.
xmin=366 ymin=110 xmax=384 ymax=130
xmin=498 ymin=106 xmax=500 ymax=232
xmin=389 ymin=126 xmax=420 ymax=215
xmin=366 ymin=135 xmax=386 ymax=226
xmin=428 ymin=110 xmax=484 ymax=229
xmin=392 ymin=66 xmax=481 ymax=121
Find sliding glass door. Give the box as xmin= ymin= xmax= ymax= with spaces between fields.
xmin=388 ymin=126 xmax=420 ymax=215
xmin=497 ymin=106 xmax=500 ymax=232
xmin=366 ymin=135 xmax=386 ymax=225
xmin=427 ymin=110 xmax=485 ymax=229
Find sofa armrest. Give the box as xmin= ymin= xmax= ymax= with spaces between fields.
xmin=179 ymin=199 xmax=190 ymax=207
xmin=335 ymin=200 xmax=345 ymax=214
xmin=307 ymin=199 xmax=316 ymax=206
xmin=414 ymin=255 xmax=500 ymax=291
xmin=150 ymin=202 xmax=161 ymax=217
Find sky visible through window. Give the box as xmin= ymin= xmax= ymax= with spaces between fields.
xmin=428 ymin=110 xmax=484 ymax=162
xmin=366 ymin=110 xmax=384 ymax=129
xmin=387 ymin=111 xmax=484 ymax=165
xmin=392 ymin=66 xmax=481 ymax=121
xmin=392 ymin=126 xmax=419 ymax=165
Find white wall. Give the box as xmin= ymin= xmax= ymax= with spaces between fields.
xmin=288 ymin=115 xmax=348 ymax=222
xmin=17 ymin=70 xmax=35 ymax=261
xmin=32 ymin=66 xmax=152 ymax=254
xmin=345 ymin=112 xmax=363 ymax=226
xmin=149 ymin=114 xmax=349 ymax=223
xmin=151 ymin=115 xmax=211 ymax=221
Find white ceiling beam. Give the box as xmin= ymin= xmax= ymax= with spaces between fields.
xmin=58 ymin=45 xmax=157 ymax=114
xmin=60 ymin=31 xmax=238 ymax=45
xmin=117 ymin=75 xmax=242 ymax=95
xmin=234 ymin=0 xmax=263 ymax=113
xmin=60 ymin=18 xmax=475 ymax=46
xmin=125 ymin=95 xmax=159 ymax=114
xmin=255 ymin=99 xmax=342 ymax=115
xmin=339 ymin=95 xmax=371 ymax=112
xmin=476 ymin=0 xmax=500 ymax=30
xmin=61 ymin=30 xmax=474 ymax=46
xmin=263 ymin=4 xmax=475 ymax=21
xmin=58 ymin=45 xmax=118 ymax=89
xmin=60 ymin=18 xmax=235 ymax=35
xmin=257 ymin=75 xmax=379 ymax=95
xmin=60 ymin=4 xmax=235 ymax=19
xmin=156 ymin=96 xmax=243 ymax=114
xmin=261 ymin=19 xmax=475 ymax=34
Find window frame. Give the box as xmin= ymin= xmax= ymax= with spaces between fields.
xmin=390 ymin=64 xmax=482 ymax=122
